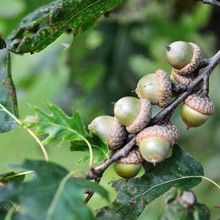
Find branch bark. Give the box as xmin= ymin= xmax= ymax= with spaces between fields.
xmin=199 ymin=0 xmax=220 ymax=6
xmin=87 ymin=49 xmax=220 ymax=180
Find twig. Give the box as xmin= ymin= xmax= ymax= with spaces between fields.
xmin=84 ymin=179 xmax=100 ymax=204
xmin=150 ymin=50 xmax=220 ymax=125
xmin=202 ymin=74 xmax=210 ymax=94
xmin=87 ymin=50 xmax=220 ymax=180
xmin=199 ymin=0 xmax=220 ymax=6
xmin=87 ymin=138 xmax=136 ymax=179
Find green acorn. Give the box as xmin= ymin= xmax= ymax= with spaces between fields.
xmin=181 ymin=92 xmax=215 ymax=128
xmin=88 ymin=115 xmax=127 ymax=150
xmin=136 ymin=69 xmax=172 ymax=108
xmin=114 ymin=96 xmax=151 ymax=133
xmin=166 ymin=41 xmax=201 ymax=75
xmin=114 ymin=148 xmax=143 ymax=179
xmin=136 ymin=124 xmax=179 ymax=165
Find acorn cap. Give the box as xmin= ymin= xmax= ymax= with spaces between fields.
xmin=126 ymin=98 xmax=152 ymax=133
xmin=114 ymin=97 xmax=152 ymax=134
xmin=136 ymin=125 xmax=173 ymax=145
xmin=166 ymin=41 xmax=201 ymax=76
xmin=109 ymin=117 xmax=128 ymax=150
xmin=88 ymin=115 xmax=127 ymax=150
xmin=184 ymin=93 xmax=215 ymax=116
xmin=116 ymin=148 xmax=143 ymax=165
xmin=156 ymin=69 xmax=172 ymax=108
xmin=162 ymin=122 xmax=180 ymax=145
xmin=170 ymin=70 xmax=195 ymax=85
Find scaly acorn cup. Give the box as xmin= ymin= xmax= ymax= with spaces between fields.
xmin=114 ymin=148 xmax=143 ymax=179
xmin=163 ymin=122 xmax=180 ymax=146
xmin=181 ymin=92 xmax=215 ymax=128
xmin=114 ymin=96 xmax=151 ymax=133
xmin=136 ymin=69 xmax=172 ymax=108
xmin=88 ymin=115 xmax=127 ymax=150
xmin=166 ymin=41 xmax=201 ymax=75
xmin=136 ymin=124 xmax=179 ymax=165
xmin=170 ymin=71 xmax=196 ymax=85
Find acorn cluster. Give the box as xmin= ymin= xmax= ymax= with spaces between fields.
xmin=88 ymin=41 xmax=215 ymax=179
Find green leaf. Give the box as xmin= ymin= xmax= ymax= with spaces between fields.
xmin=159 ymin=189 xmax=210 ymax=220
xmin=0 ymin=48 xmax=18 ymax=132
xmin=8 ymin=0 xmax=126 ymax=54
xmin=70 ymin=133 xmax=110 ymax=163
xmin=0 ymin=201 xmax=12 ymax=219
xmin=0 ymin=171 xmax=25 ymax=184
xmin=0 ymin=160 xmax=108 ymax=219
xmin=0 ymin=171 xmax=25 ymax=218
xmin=24 ymin=103 xmax=110 ymax=163
xmin=96 ymin=145 xmax=204 ymax=220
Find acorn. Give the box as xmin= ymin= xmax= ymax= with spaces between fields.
xmin=136 ymin=69 xmax=172 ymax=108
xmin=181 ymin=92 xmax=215 ymax=128
xmin=166 ymin=41 xmax=201 ymax=75
xmin=170 ymin=70 xmax=195 ymax=85
xmin=136 ymin=124 xmax=179 ymax=165
xmin=88 ymin=115 xmax=127 ymax=150
xmin=114 ymin=148 xmax=143 ymax=179
xmin=114 ymin=96 xmax=151 ymax=133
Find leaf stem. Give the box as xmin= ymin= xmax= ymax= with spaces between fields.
xmin=82 ymin=137 xmax=94 ymax=169
xmin=200 ymin=176 xmax=220 ymax=190
xmin=0 ymin=104 xmax=49 ymax=161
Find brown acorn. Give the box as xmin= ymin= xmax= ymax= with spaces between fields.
xmin=166 ymin=41 xmax=201 ymax=75
xmin=88 ymin=115 xmax=127 ymax=150
xmin=136 ymin=124 xmax=179 ymax=165
xmin=181 ymin=92 xmax=215 ymax=128
xmin=136 ymin=69 xmax=172 ymax=108
xmin=114 ymin=148 xmax=143 ymax=179
xmin=114 ymin=96 xmax=151 ymax=133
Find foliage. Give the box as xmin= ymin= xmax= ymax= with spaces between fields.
xmin=24 ymin=103 xmax=109 ymax=163
xmin=0 ymin=160 xmax=108 ymax=219
xmin=7 ymin=0 xmax=126 ymax=54
xmin=159 ymin=189 xmax=210 ymax=220
xmin=96 ymin=145 xmax=203 ymax=219
xmin=0 ymin=0 xmax=220 ymax=219
xmin=0 ymin=49 xmax=18 ymax=132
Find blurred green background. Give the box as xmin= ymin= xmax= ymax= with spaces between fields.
xmin=1 ymin=0 xmax=220 ymax=219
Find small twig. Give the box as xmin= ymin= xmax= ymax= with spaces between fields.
xmin=199 ymin=0 xmax=220 ymax=6
xmin=84 ymin=179 xmax=100 ymax=204
xmin=172 ymin=84 xmax=188 ymax=93
xmin=87 ymin=138 xmax=136 ymax=179
xmin=202 ymin=75 xmax=210 ymax=94
xmin=87 ymin=50 xmax=220 ymax=180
